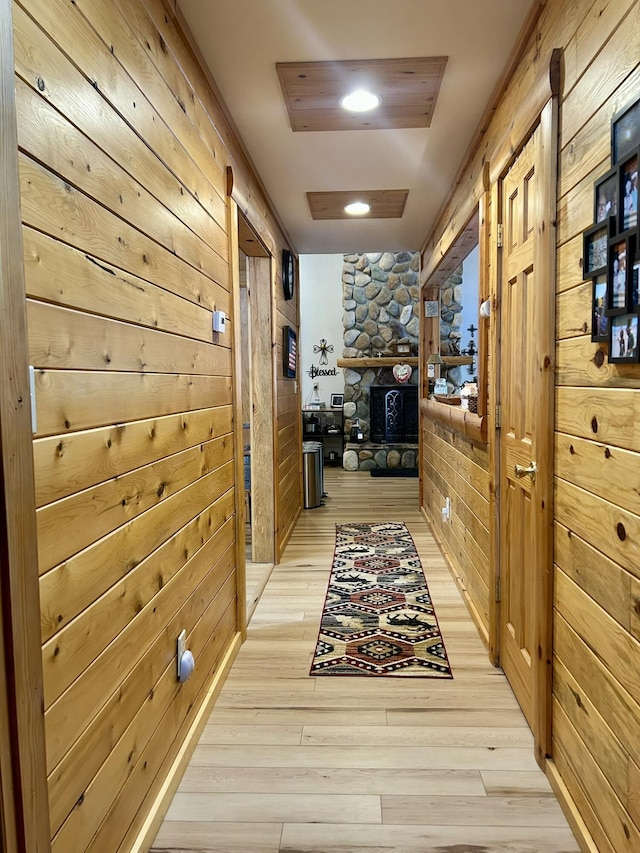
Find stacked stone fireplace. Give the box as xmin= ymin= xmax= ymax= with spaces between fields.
xmin=341 ymin=251 xmax=420 ymax=472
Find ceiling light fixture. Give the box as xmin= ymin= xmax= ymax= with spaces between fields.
xmin=344 ymin=201 xmax=371 ymax=216
xmin=339 ymin=89 xmax=380 ymax=112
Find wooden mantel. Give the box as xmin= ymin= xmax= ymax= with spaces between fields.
xmin=337 ymin=357 xmax=419 ymax=368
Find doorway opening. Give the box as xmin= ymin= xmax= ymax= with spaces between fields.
xmin=235 ymin=214 xmax=276 ymax=620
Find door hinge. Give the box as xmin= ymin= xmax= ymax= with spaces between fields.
xmin=497 ymin=223 xmax=504 ymax=248
xmin=495 ymin=577 xmax=501 ymax=602
xmin=495 ymin=404 xmax=501 ymax=429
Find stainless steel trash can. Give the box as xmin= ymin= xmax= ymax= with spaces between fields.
xmin=303 ymin=444 xmax=322 ymax=509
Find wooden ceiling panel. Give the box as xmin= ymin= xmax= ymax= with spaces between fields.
xmin=277 ymin=57 xmax=448 ymax=132
xmin=307 ymin=190 xmax=409 ymax=220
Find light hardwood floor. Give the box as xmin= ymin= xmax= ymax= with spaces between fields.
xmin=152 ymin=469 xmax=580 ymax=852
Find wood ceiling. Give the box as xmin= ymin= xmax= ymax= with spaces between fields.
xmin=307 ymin=189 xmax=409 ymax=220
xmin=276 ymin=57 xmax=448 ymax=132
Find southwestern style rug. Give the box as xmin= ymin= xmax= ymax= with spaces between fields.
xmin=310 ymin=522 xmax=453 ymax=678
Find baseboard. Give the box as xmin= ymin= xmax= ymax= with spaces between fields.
xmin=546 ymin=759 xmax=600 ymax=853
xmin=129 ymin=631 xmax=242 ymax=853
xmin=420 ymin=505 xmax=490 ymax=651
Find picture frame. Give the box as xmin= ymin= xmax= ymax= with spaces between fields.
xmin=582 ymin=221 xmax=608 ymax=279
xmin=606 ymin=234 xmax=632 ymax=314
xmin=619 ymin=150 xmax=638 ymax=232
xmin=330 ymin=393 xmax=344 ymax=408
xmin=392 ymin=341 xmax=412 ymax=356
xmin=592 ymin=274 xmax=609 ymax=342
xmin=633 ymin=258 xmax=640 ymax=312
xmin=594 ymin=167 xmax=618 ymax=224
xmin=608 ymin=312 xmax=640 ymax=362
xmin=282 ymin=325 xmax=297 ymax=379
xmin=612 ymin=96 xmax=640 ymax=165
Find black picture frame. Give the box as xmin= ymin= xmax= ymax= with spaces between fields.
xmin=583 ymin=221 xmax=608 ymax=279
xmin=330 ymin=393 xmax=344 ymax=408
xmin=608 ymin=312 xmax=640 ymax=362
xmin=632 ymin=257 xmax=640 ymax=313
xmin=619 ymin=150 xmax=639 ymax=232
xmin=612 ymin=96 xmax=640 ymax=165
xmin=594 ymin=167 xmax=619 ymax=224
xmin=592 ymin=274 xmax=609 ymax=342
xmin=283 ymin=325 xmax=297 ymax=378
xmin=606 ymin=234 xmax=632 ymax=315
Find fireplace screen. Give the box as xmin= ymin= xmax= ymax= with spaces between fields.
xmin=370 ymin=386 xmax=418 ymax=443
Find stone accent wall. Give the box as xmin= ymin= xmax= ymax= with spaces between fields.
xmin=440 ymin=264 xmax=466 ymax=392
xmin=341 ymin=251 xmax=420 ymax=472
xmin=342 ymin=252 xmax=420 ymax=357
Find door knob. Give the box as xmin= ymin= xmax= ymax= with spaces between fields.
xmin=514 ymin=461 xmax=537 ymax=481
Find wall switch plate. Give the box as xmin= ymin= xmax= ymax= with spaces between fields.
xmin=177 ymin=629 xmax=187 ymax=677
xmin=441 ymin=497 xmax=451 ymax=523
xmin=212 ymin=310 xmax=226 ymax=333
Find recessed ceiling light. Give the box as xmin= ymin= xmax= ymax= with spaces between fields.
xmin=339 ymin=89 xmax=380 ymax=112
xmin=344 ymin=201 xmax=371 ymax=216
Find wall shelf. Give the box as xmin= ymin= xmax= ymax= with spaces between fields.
xmin=420 ymin=397 xmax=487 ymax=444
xmin=337 ymin=357 xmax=419 ymax=368
xmin=441 ymin=355 xmax=474 ymax=365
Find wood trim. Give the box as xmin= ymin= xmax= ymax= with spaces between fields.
xmin=532 ymin=93 xmax=558 ymax=767
xmin=546 ymin=760 xmax=600 ymax=853
xmin=249 ymin=257 xmax=276 ymax=563
xmin=0 ymin=0 xmax=50 ymax=848
xmin=419 ymin=284 xmax=440 ymax=509
xmin=420 ymin=399 xmax=487 ymax=444
xmin=487 ymin=179 xmax=502 ymax=667
xmin=489 ymin=48 xmax=562 ymax=185
xmin=477 ymin=190 xmax=490 ymax=419
xmin=127 ymin=632 xmax=242 ymax=853
xmin=337 ymin=357 xmax=418 ymax=368
xmin=227 ymin=198 xmax=247 ymax=640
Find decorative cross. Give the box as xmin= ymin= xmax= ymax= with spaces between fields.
xmin=313 ymin=338 xmax=334 ymax=365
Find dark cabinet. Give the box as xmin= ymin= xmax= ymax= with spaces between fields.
xmin=302 ymin=408 xmax=345 ymax=465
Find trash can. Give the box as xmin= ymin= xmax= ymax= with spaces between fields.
xmin=303 ymin=442 xmax=323 ymax=509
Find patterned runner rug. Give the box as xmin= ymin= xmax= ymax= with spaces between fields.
xmin=310 ymin=522 xmax=453 ymax=677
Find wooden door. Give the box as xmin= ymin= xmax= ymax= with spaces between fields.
xmin=499 ymin=117 xmax=554 ymax=754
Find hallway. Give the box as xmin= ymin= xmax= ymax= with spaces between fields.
xmin=151 ymin=469 xmax=579 ymax=852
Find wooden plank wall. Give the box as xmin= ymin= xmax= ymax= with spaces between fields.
xmin=421 ymin=423 xmax=491 ymax=637
xmin=13 ymin=0 xmax=299 ymax=848
xmin=276 ymin=282 xmax=302 ymax=561
xmin=421 ymin=0 xmax=640 ymax=848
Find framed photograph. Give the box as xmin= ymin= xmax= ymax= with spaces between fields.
xmin=609 ymin=312 xmax=639 ymax=362
xmin=282 ymin=325 xmax=297 ymax=379
xmin=619 ymin=151 xmax=638 ymax=231
xmin=592 ymin=274 xmax=609 ymax=342
xmin=392 ymin=341 xmax=412 ymax=356
xmin=606 ymin=236 xmax=630 ymax=314
xmin=633 ymin=259 xmax=640 ymax=311
xmin=330 ymin=393 xmax=344 ymax=408
xmin=594 ymin=167 xmax=618 ymax=224
xmin=583 ymin=222 xmax=608 ymax=279
xmin=612 ymin=96 xmax=640 ymax=164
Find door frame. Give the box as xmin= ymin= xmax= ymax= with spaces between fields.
xmin=0 ymin=0 xmax=51 ymax=847
xmin=227 ymin=194 xmax=278 ymax=637
xmin=490 ymin=65 xmax=559 ymax=766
